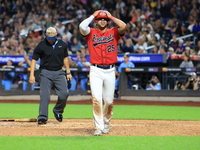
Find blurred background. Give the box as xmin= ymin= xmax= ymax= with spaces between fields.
xmin=0 ymin=0 xmax=200 ymax=97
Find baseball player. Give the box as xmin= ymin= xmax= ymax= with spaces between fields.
xmin=29 ymin=27 xmax=72 ymax=125
xmin=79 ymin=10 xmax=126 ymax=136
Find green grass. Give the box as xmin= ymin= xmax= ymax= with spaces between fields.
xmin=0 ymin=103 xmax=200 ymax=150
xmin=0 ymin=103 xmax=199 ymax=121
xmin=0 ymin=136 xmax=199 ymax=150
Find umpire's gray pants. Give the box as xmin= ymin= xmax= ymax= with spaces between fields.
xmin=38 ymin=69 xmax=69 ymax=120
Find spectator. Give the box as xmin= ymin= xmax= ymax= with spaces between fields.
xmin=77 ymin=55 xmax=90 ymax=91
xmin=178 ymin=5 xmax=190 ymax=24
xmin=158 ymin=46 xmax=167 ymax=54
xmin=187 ymin=17 xmax=195 ymax=33
xmin=144 ymin=5 xmax=152 ymax=17
xmin=179 ymin=54 xmax=194 ymax=75
xmin=71 ymin=36 xmax=82 ymax=54
xmin=193 ymin=45 xmax=200 ymax=56
xmin=146 ymin=75 xmax=162 ymax=90
xmin=18 ymin=55 xmax=37 ymax=90
xmin=116 ymin=53 xmax=135 ymax=89
xmin=193 ymin=76 xmax=200 ymax=90
xmin=179 ymin=54 xmax=194 ymax=67
xmin=0 ymin=0 xmax=200 ymax=92
xmin=115 ymin=0 xmax=126 ymax=13
xmin=167 ymin=47 xmax=175 ymax=55
xmin=1 ymin=60 xmax=15 ymax=90
xmin=173 ymin=17 xmax=182 ymax=37
xmin=79 ymin=45 xmax=88 ymax=55
xmin=137 ymin=46 xmax=146 ymax=54
xmin=148 ymin=8 xmax=160 ymax=22
xmin=164 ymin=19 xmax=176 ymax=35
xmin=62 ymin=28 xmax=73 ymax=42
xmin=175 ymin=39 xmax=185 ymax=54
xmin=18 ymin=55 xmax=35 ymax=90
xmin=185 ymin=39 xmax=194 ymax=49
xmin=184 ymin=72 xmax=198 ymax=90
xmin=134 ymin=37 xmax=148 ymax=53
xmin=159 ymin=0 xmax=173 ymax=25
xmin=151 ymin=45 xmax=159 ymax=54
xmin=76 ymin=4 xmax=87 ymax=21
xmin=192 ymin=19 xmax=200 ymax=34
xmin=174 ymin=80 xmax=185 ymax=90
xmin=130 ymin=28 xmax=139 ymax=45
xmin=68 ymin=57 xmax=78 ymax=91
xmin=119 ymin=4 xmax=131 ymax=23
xmin=159 ymin=38 xmax=168 ymax=50
xmin=182 ymin=46 xmax=194 ymax=56
xmin=120 ymin=38 xmax=134 ymax=53
xmin=129 ymin=6 xmax=137 ymax=23
xmin=142 ymin=20 xmax=153 ymax=32
xmin=146 ymin=30 xmax=160 ymax=47
xmin=193 ymin=41 xmax=200 ymax=55
xmin=169 ymin=34 xmax=179 ymax=52
xmin=55 ymin=21 xmax=65 ymax=37
xmin=180 ymin=23 xmax=191 ymax=36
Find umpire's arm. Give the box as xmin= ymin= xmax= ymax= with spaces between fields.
xmin=29 ymin=59 xmax=37 ymax=85
xmin=64 ymin=57 xmax=72 ymax=81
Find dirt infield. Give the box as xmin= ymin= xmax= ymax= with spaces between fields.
xmin=0 ymin=99 xmax=200 ymax=136
xmin=0 ymin=119 xmax=200 ymax=136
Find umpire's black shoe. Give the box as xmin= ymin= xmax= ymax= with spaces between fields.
xmin=54 ymin=113 xmax=63 ymax=122
xmin=38 ymin=119 xmax=47 ymax=125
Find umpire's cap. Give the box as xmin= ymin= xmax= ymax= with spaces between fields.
xmin=46 ymin=27 xmax=57 ymax=40
xmin=95 ymin=11 xmax=109 ymax=21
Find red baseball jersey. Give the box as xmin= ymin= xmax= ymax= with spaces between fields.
xmin=84 ymin=27 xmax=123 ymax=65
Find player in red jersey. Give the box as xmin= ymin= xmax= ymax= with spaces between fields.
xmin=79 ymin=10 xmax=126 ymax=136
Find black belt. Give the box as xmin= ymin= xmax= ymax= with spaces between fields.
xmin=92 ymin=64 xmax=115 ymax=69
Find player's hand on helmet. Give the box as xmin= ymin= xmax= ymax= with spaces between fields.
xmin=92 ymin=10 xmax=102 ymax=17
xmin=104 ymin=10 xmax=112 ymax=18
xmin=29 ymin=75 xmax=35 ymax=85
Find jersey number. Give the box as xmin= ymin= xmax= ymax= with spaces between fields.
xmin=107 ymin=45 xmax=115 ymax=52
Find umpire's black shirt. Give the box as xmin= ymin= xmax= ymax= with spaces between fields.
xmin=32 ymin=38 xmax=68 ymax=71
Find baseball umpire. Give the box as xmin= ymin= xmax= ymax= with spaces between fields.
xmin=79 ymin=10 xmax=126 ymax=135
xmin=29 ymin=27 xmax=72 ymax=125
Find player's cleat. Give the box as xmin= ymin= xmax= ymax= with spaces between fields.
xmin=102 ymin=124 xmax=110 ymax=134
xmin=38 ymin=119 xmax=47 ymax=125
xmin=94 ymin=129 xmax=102 ymax=136
xmin=54 ymin=113 xmax=63 ymax=122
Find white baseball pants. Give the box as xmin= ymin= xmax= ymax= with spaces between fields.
xmin=89 ymin=65 xmax=116 ymax=130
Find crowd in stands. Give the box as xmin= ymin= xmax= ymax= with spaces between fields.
xmin=0 ymin=0 xmax=200 ymax=58
xmin=1 ymin=0 xmax=200 ymax=92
